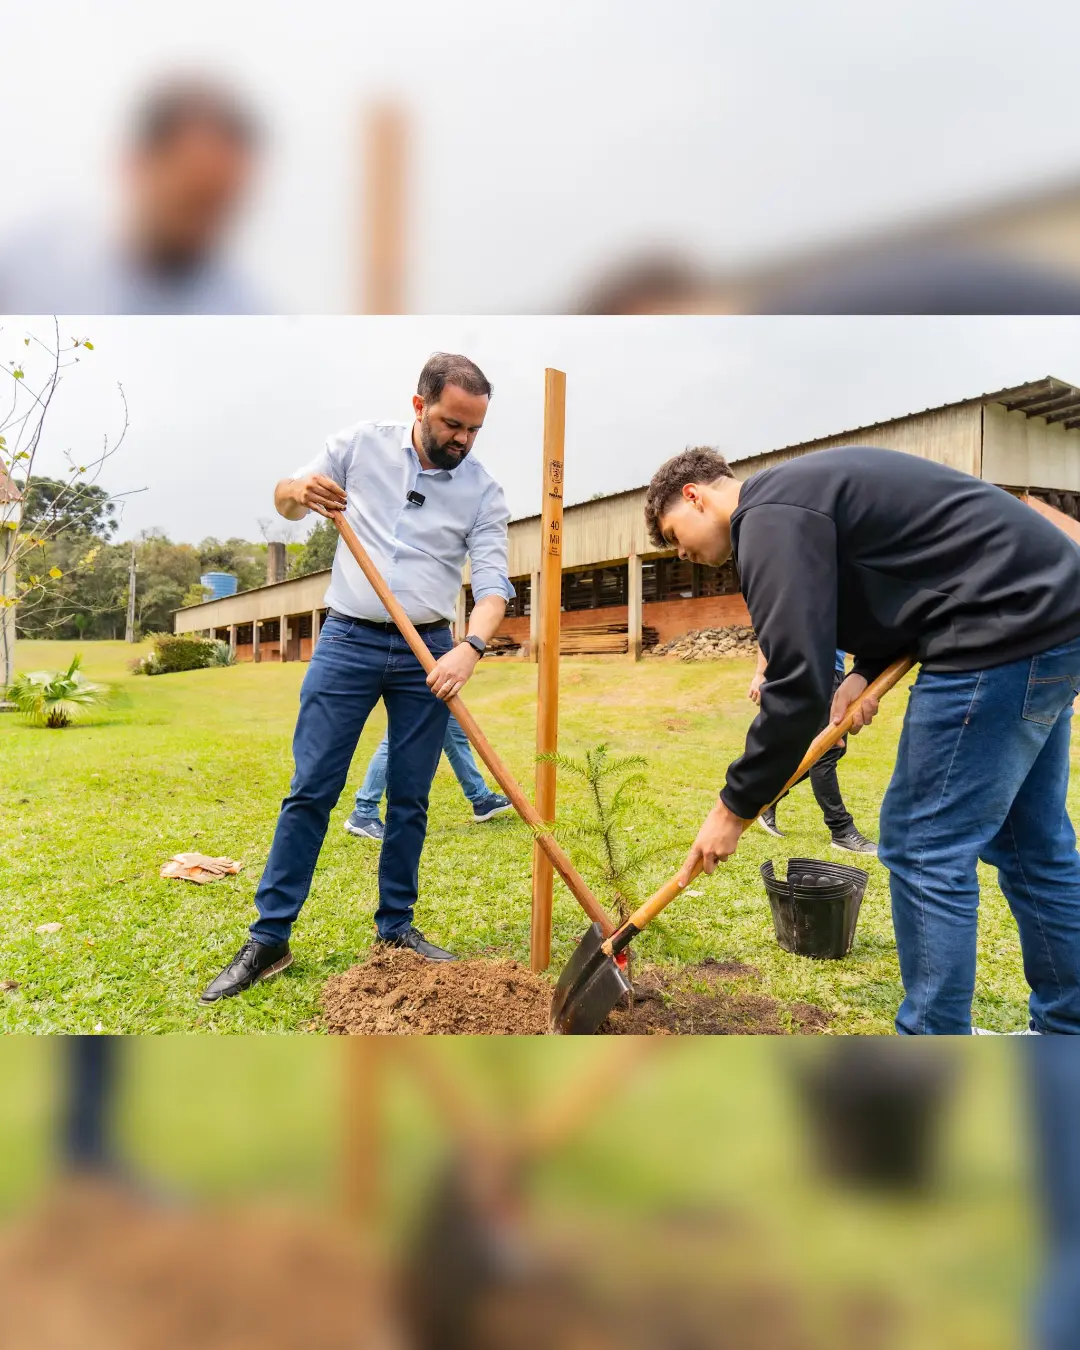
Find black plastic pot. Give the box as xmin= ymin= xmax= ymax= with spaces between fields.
xmin=761 ymin=857 xmax=869 ymax=959
xmin=794 ymin=1043 xmax=957 ymax=1192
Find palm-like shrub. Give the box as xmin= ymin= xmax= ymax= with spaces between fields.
xmin=7 ymin=654 xmax=108 ymax=728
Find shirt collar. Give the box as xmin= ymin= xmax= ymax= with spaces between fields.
xmin=403 ymin=425 xmax=455 ymax=479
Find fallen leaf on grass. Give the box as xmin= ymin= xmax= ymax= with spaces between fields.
xmin=0 ymin=979 xmax=18 ymax=992
xmin=35 ymin=922 xmax=62 ymax=935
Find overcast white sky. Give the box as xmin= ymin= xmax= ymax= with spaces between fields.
xmin=5 ymin=1 xmax=1080 ymax=310
xmin=6 ymin=314 xmax=1080 ymax=544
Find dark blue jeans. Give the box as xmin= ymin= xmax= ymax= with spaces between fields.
xmin=250 ymin=616 xmax=452 ymax=944
xmin=1029 ymin=1041 xmax=1080 ymax=1350
xmin=880 ymin=637 xmax=1080 ymax=1035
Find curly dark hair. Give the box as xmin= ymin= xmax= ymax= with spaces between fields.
xmin=644 ymin=447 xmax=734 ymax=547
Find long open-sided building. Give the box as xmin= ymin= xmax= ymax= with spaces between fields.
xmin=174 ymin=376 xmax=1080 ymax=660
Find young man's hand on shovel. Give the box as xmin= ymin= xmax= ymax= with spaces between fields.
xmin=677 ymin=799 xmax=752 ymax=884
xmin=830 ymin=672 xmax=878 ymax=734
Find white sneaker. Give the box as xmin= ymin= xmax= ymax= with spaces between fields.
xmin=972 ymin=1026 xmax=1041 ymax=1035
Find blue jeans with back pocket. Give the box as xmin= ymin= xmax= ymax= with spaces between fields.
xmin=879 ymin=636 xmax=1080 ymax=1034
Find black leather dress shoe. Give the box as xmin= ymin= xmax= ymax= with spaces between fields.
xmin=199 ymin=938 xmax=293 ymax=1004
xmin=378 ymin=926 xmax=458 ymax=962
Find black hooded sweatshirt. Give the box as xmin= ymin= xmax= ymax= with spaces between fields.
xmin=720 ymin=446 xmax=1080 ymax=820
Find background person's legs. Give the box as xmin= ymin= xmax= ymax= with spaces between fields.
xmin=375 ymin=631 xmax=453 ymax=939
xmin=441 ymin=715 xmax=492 ymax=807
xmin=250 ymin=621 xmax=385 ymax=947
xmin=807 ymin=742 xmax=855 ymax=834
xmin=353 ymin=735 xmax=390 ymax=819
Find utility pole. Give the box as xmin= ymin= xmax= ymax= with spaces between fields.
xmin=124 ymin=543 xmax=137 ymax=643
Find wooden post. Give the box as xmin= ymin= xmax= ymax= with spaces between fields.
xmin=125 ymin=544 xmax=137 ymax=643
xmin=455 ymin=586 xmax=467 ymax=642
xmin=228 ymin=624 xmax=237 ymax=657
xmin=252 ymin=620 xmax=261 ymax=664
xmin=280 ymin=613 xmax=289 ymax=662
xmin=359 ymin=103 xmax=407 ymax=314
xmin=627 ymin=552 xmax=643 ymax=662
xmin=311 ymin=607 xmax=321 ymax=649
xmin=530 ymin=369 xmax=566 ymax=973
xmin=528 ymin=569 xmax=541 ymax=663
xmin=342 ymin=1038 xmax=382 ymax=1231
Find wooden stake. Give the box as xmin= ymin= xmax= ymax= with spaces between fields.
xmin=342 ymin=1038 xmax=383 ymax=1229
xmin=530 ymin=369 xmax=566 ymax=972
xmin=124 ymin=543 xmax=137 ymax=643
xmin=359 ymin=103 xmax=408 ymax=314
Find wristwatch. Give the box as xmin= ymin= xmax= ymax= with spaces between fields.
xmin=462 ymin=635 xmax=487 ymax=658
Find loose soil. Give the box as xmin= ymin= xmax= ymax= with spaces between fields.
xmin=322 ymin=949 xmax=551 ymax=1035
xmin=603 ymin=959 xmax=833 ymax=1035
xmin=0 ymin=1182 xmax=895 ymax=1350
xmin=0 ymin=1181 xmax=388 ymax=1350
xmin=320 ymin=950 xmax=832 ymax=1036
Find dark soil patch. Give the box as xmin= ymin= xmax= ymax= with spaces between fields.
xmin=322 ymin=948 xmax=552 ymax=1034
xmin=321 ymin=950 xmax=831 ymax=1037
xmin=601 ymin=960 xmax=832 ymax=1036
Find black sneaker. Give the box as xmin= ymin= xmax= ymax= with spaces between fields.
xmin=831 ymin=826 xmax=878 ymax=856
xmin=199 ymin=938 xmax=293 ymax=1004
xmin=377 ymin=925 xmax=458 ymax=962
xmin=471 ymin=792 xmax=512 ymax=823
xmin=758 ymin=806 xmax=784 ymax=838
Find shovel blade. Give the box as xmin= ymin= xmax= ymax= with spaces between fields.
xmin=550 ymin=922 xmax=633 ymax=1035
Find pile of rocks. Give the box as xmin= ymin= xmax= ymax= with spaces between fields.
xmin=651 ymin=625 xmax=758 ymax=661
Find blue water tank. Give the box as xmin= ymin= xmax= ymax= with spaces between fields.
xmin=200 ymin=572 xmax=239 ymax=600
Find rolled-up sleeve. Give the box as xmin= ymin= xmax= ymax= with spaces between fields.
xmin=291 ymin=427 xmax=351 ymax=486
xmin=467 ymin=481 xmax=514 ymax=603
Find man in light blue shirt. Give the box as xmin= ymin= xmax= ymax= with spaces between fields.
xmin=0 ymin=78 xmax=263 ymax=316
xmin=200 ymin=353 xmax=514 ymax=1003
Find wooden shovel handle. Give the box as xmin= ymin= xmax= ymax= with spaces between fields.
xmin=605 ymin=655 xmax=915 ymax=955
xmin=329 ymin=511 xmax=616 ymax=935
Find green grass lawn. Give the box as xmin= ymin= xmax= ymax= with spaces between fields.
xmin=1 ymin=639 xmax=1067 ymax=1033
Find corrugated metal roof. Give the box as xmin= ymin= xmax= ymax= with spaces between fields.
xmin=728 ymin=374 xmax=1080 ymax=468
xmin=507 ymin=375 xmax=1080 ymax=524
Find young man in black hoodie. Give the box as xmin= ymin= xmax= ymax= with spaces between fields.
xmin=647 ymin=445 xmax=1080 ymax=1035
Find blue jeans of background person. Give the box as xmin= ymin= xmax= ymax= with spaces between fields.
xmin=354 ymin=715 xmax=488 ymax=817
xmin=251 ymin=615 xmax=452 ymax=944
xmin=879 ymin=637 xmax=1080 ymax=1035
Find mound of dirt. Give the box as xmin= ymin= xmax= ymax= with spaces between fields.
xmin=321 ymin=950 xmax=832 ymax=1037
xmin=322 ymin=948 xmax=552 ymax=1034
xmin=0 ymin=1180 xmax=385 ymax=1350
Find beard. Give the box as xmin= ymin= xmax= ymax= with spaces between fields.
xmin=420 ymin=414 xmax=469 ymax=471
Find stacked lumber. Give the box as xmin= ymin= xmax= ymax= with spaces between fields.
xmin=651 ymin=625 xmax=758 ymax=660
xmin=486 ymin=633 xmax=522 ymax=656
xmin=558 ymin=622 xmax=659 ymax=655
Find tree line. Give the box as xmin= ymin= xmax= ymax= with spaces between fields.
xmin=14 ymin=478 xmax=339 ymax=641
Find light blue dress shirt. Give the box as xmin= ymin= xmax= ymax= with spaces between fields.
xmin=294 ymin=421 xmax=513 ymax=624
